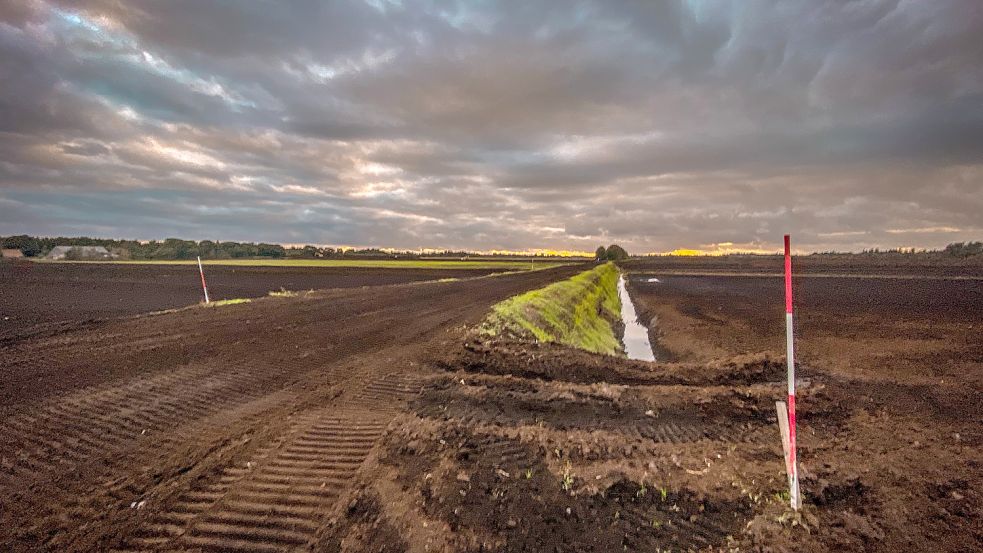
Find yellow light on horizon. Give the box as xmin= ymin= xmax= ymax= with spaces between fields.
xmin=669 ymin=248 xmax=706 ymax=256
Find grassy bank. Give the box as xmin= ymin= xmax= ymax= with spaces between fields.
xmin=37 ymin=259 xmax=566 ymax=270
xmin=482 ymin=262 xmax=623 ymax=355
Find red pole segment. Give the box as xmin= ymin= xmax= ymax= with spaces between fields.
xmin=783 ymin=234 xmax=799 ymax=510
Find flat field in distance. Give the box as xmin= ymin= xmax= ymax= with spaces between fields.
xmin=0 ymin=259 xmax=568 ymax=339
xmin=45 ymin=258 xmax=567 ymax=270
xmin=622 ymin=252 xmax=983 ymax=278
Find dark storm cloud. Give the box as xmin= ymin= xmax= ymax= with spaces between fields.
xmin=1 ymin=0 xmax=982 ymax=252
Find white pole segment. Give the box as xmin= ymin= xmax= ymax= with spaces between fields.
xmin=197 ymin=256 xmax=210 ymax=304
xmin=786 ymin=311 xmax=799 ymax=509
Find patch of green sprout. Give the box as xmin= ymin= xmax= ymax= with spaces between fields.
xmin=268 ymin=288 xmax=298 ymax=297
xmin=203 ymin=298 xmax=252 ymax=307
xmin=561 ymin=460 xmax=575 ymax=492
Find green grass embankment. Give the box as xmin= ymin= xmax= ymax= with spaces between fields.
xmin=481 ymin=262 xmax=623 ymax=355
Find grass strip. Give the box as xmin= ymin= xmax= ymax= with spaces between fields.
xmin=202 ymin=298 xmax=252 ymax=307
xmin=268 ymin=288 xmax=299 ymax=297
xmin=481 ymin=262 xmax=623 ymax=355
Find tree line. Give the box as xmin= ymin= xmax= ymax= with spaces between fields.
xmin=0 ymin=235 xmax=400 ymax=260
xmin=0 ymin=234 xmax=597 ymax=260
xmin=942 ymin=241 xmax=983 ymax=258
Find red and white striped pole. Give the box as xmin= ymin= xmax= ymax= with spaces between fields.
xmin=784 ymin=234 xmax=800 ymax=510
xmin=197 ymin=256 xmax=210 ymax=304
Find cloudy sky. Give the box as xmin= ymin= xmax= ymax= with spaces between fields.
xmin=1 ymin=0 xmax=981 ymax=253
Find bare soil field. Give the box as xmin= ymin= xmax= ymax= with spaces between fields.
xmin=0 ymin=265 xmax=584 ymax=551
xmin=616 ymin=266 xmax=982 ymax=551
xmin=1 ymin=257 xmax=979 ymax=552
xmin=318 ymin=264 xmax=980 ymax=552
xmin=623 ymin=254 xmax=983 ymax=278
xmin=0 ymin=261 xmax=506 ymax=340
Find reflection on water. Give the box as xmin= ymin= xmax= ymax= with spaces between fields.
xmin=617 ymin=274 xmax=655 ymax=361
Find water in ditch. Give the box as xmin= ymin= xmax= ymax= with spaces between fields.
xmin=617 ymin=273 xmax=655 ymax=361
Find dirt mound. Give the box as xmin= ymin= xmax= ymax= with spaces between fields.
xmin=446 ymin=337 xmax=786 ymax=387
xmin=324 ymin=342 xmax=811 ymax=550
xmin=329 ymin=419 xmax=753 ymax=552
xmin=329 ymin=331 xmax=981 ymax=552
xmin=412 ymin=373 xmax=775 ymax=447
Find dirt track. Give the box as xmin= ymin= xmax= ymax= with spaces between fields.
xmin=0 ymin=265 xmax=583 ymax=551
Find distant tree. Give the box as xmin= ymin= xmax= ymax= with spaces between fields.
xmin=198 ymin=240 xmax=218 ymax=258
xmin=595 ymin=246 xmax=607 ymax=261
xmin=2 ymin=235 xmax=41 ymax=257
xmin=285 ymin=245 xmax=323 ymax=258
xmin=162 ymin=237 xmax=196 ymax=259
xmin=944 ymin=241 xmax=983 ymax=257
xmin=256 ymin=243 xmax=286 ymax=258
xmin=605 ymin=244 xmax=629 ymax=260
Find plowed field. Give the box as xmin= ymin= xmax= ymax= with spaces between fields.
xmin=1 ymin=259 xmax=980 ymax=552
xmin=0 ymin=266 xmax=582 ymax=551
xmin=0 ymin=262 xmax=510 ymax=340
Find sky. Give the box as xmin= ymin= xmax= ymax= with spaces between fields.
xmin=1 ymin=0 xmax=981 ymax=254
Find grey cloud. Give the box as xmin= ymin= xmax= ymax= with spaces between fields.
xmin=60 ymin=141 xmax=110 ymax=156
xmin=1 ymin=0 xmax=982 ymax=252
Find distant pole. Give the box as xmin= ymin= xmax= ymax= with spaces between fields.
xmin=197 ymin=256 xmax=210 ymax=304
xmin=784 ymin=235 xmax=800 ymax=510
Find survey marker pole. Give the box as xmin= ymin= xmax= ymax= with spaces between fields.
xmin=197 ymin=256 xmax=210 ymax=304
xmin=784 ymin=235 xmax=800 ymax=510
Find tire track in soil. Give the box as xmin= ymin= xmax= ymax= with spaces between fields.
xmin=0 ymin=361 xmax=309 ymax=485
xmin=116 ymin=373 xmax=422 ymax=552
xmin=0 ymin=266 xmax=585 ymax=549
